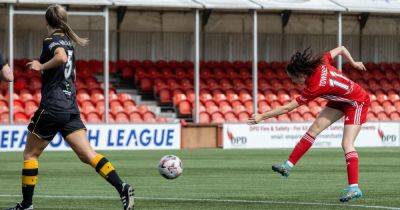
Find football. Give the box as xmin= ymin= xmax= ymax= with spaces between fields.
xmin=158 ymin=155 xmax=183 ymax=179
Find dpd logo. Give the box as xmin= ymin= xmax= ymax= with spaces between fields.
xmin=378 ymin=127 xmax=397 ymax=143
xmin=227 ymin=130 xmax=247 ymax=145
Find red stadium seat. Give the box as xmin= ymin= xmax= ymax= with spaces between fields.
xmin=224 ymin=112 xmax=238 ymax=122
xmin=118 ymin=93 xmax=132 ymax=102
xmin=226 ymin=92 xmax=240 ymax=103
xmin=91 ymin=93 xmax=104 ymax=104
xmin=219 ymin=103 xmax=233 ymax=114
xmin=367 ymin=112 xmax=377 ymax=121
xmin=157 ymin=117 xmax=168 ymax=123
xmin=388 ymin=91 xmax=400 ymax=103
xmin=290 ymin=112 xmax=304 ymax=122
xmin=389 ymin=112 xmax=400 ymax=120
xmin=109 ymin=93 xmax=119 ymax=102
xmin=14 ymin=112 xmax=28 ymax=124
xmin=140 ymin=78 xmax=153 ymax=92
xmin=303 ymin=112 xmax=315 ymax=121
xmin=206 ymin=104 xmax=219 ymax=115
xmin=110 ymin=105 xmax=124 ymax=116
xmin=213 ymin=92 xmax=228 ymax=104
xmin=143 ymin=112 xmax=156 ymax=123
xmin=159 ymin=89 xmax=172 ymax=104
xmin=258 ymin=101 xmax=270 ymax=113
xmin=277 ymin=114 xmax=291 ymax=122
xmin=237 ymin=111 xmax=250 ymax=122
xmin=239 ymin=92 xmax=252 ymax=103
xmin=33 ymin=92 xmax=41 ymax=104
xmin=77 ymin=92 xmax=91 ymax=103
xmin=173 ymin=93 xmax=187 ymax=106
xmin=244 ymin=100 xmax=254 ymax=114
xmin=211 ymin=112 xmax=225 ymax=123
xmin=0 ymin=113 xmax=9 ymax=124
xmin=129 ymin=112 xmax=143 ymax=123
xmin=115 ymin=113 xmax=129 ymax=123
xmin=296 ymin=105 xmax=310 ymax=115
xmin=199 ymin=112 xmax=211 ymax=123
xmin=233 ymin=105 xmax=246 ymax=115
xmin=121 ymin=67 xmax=134 ymax=80
xmin=87 ymin=112 xmax=102 ymax=123
xmin=137 ymin=105 xmax=149 ymax=115
xmin=377 ymin=112 xmax=389 ymax=121
xmin=270 ymin=101 xmax=281 ymax=109
xmin=178 ymin=101 xmax=192 ymax=116
xmin=110 ymin=100 xmax=122 ymax=108
xmin=184 ymin=89 xmax=195 ymax=103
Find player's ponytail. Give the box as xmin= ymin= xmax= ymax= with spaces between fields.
xmin=45 ymin=4 xmax=89 ymax=46
xmin=286 ymin=47 xmax=322 ymax=78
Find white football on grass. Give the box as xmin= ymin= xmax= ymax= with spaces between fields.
xmin=158 ymin=155 xmax=183 ymax=179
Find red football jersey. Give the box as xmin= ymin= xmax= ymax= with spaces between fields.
xmin=295 ymin=53 xmax=370 ymax=105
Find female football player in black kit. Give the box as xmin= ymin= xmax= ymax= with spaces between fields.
xmin=0 ymin=52 xmax=13 ymax=82
xmin=7 ymin=5 xmax=134 ymax=210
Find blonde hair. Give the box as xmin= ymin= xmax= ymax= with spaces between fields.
xmin=45 ymin=4 xmax=89 ymax=46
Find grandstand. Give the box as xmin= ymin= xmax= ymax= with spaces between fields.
xmin=1 ymin=0 xmax=400 ymax=125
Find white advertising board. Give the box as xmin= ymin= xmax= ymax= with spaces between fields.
xmin=0 ymin=124 xmax=181 ymax=151
xmin=223 ymin=122 xmax=400 ymax=149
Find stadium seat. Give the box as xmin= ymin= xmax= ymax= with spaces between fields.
xmin=6 ymin=59 xmax=399 ymax=124
xmin=14 ymin=112 xmax=28 ymax=124
xmin=224 ymin=111 xmax=238 ymax=122
xmin=87 ymin=112 xmax=102 ymax=123
xmin=237 ymin=112 xmax=249 ymax=122
xmin=143 ymin=112 xmax=156 ymax=123
xmin=199 ymin=112 xmax=211 ymax=123
xmin=115 ymin=113 xmax=130 ymax=123
xmin=178 ymin=100 xmax=192 ymax=116
xmin=129 ymin=112 xmax=143 ymax=123
xmin=211 ymin=112 xmax=225 ymax=123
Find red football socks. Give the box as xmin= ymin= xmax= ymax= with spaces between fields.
xmin=288 ymin=132 xmax=315 ymax=166
xmin=345 ymin=151 xmax=359 ymax=185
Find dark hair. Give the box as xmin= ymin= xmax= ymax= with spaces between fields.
xmin=45 ymin=4 xmax=89 ymax=46
xmin=286 ymin=47 xmax=322 ymax=79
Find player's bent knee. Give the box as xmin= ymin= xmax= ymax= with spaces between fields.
xmin=341 ymin=141 xmax=355 ymax=153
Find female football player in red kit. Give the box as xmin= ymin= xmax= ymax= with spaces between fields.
xmin=248 ymin=46 xmax=369 ymax=202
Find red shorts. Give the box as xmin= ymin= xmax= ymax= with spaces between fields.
xmin=326 ymin=101 xmax=370 ymax=125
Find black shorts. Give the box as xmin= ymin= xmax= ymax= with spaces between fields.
xmin=28 ymin=108 xmax=86 ymax=141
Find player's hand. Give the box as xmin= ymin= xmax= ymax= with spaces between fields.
xmin=352 ymin=61 xmax=366 ymax=71
xmin=27 ymin=60 xmax=43 ymax=71
xmin=247 ymin=114 xmax=264 ymax=125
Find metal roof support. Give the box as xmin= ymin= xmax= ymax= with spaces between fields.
xmin=8 ymin=4 xmax=14 ymax=124
xmin=252 ymin=9 xmax=258 ymax=116
xmin=337 ymin=11 xmax=342 ymax=71
xmin=103 ymin=6 xmax=110 ymax=123
xmin=194 ymin=8 xmax=200 ymax=123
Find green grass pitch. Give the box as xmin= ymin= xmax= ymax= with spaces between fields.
xmin=0 ymin=148 xmax=399 ymax=210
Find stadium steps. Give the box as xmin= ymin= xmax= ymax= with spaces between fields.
xmin=115 ymin=88 xmax=179 ymax=123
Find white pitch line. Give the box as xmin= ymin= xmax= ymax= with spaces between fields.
xmin=0 ymin=194 xmax=399 ymax=210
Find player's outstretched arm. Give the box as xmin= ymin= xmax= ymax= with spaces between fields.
xmin=329 ymin=46 xmax=366 ymax=71
xmin=27 ymin=47 xmax=68 ymax=71
xmin=248 ymin=99 xmax=300 ymax=125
